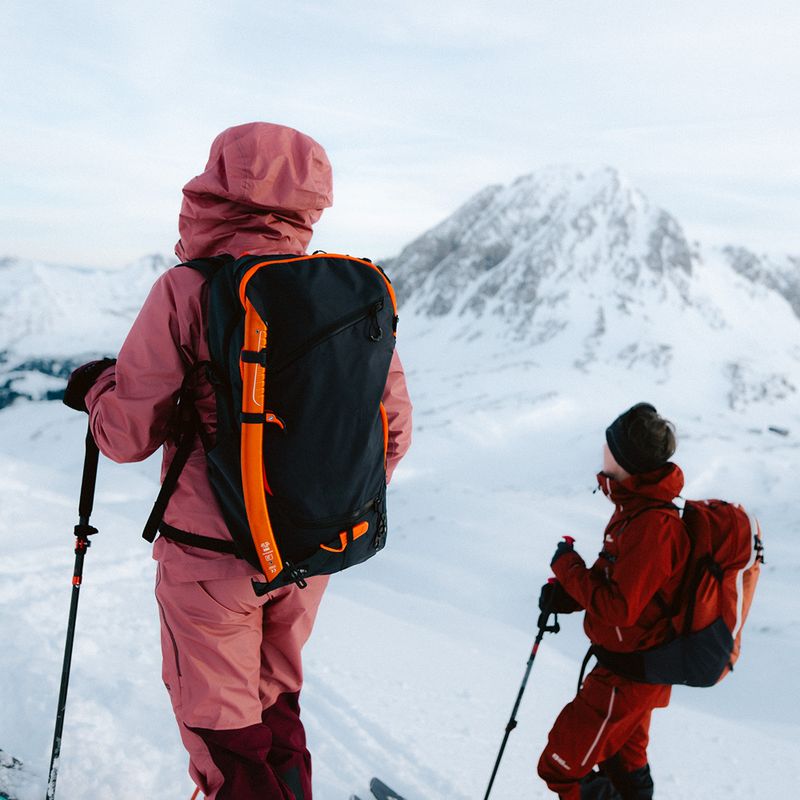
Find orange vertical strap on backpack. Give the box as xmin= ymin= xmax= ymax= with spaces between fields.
xmin=240 ymin=298 xmax=283 ymax=580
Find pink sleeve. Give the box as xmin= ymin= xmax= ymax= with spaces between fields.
xmin=84 ymin=269 xmax=205 ymax=463
xmin=382 ymin=349 xmax=413 ymax=483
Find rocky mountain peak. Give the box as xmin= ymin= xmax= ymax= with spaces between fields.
xmin=387 ymin=165 xmax=693 ymax=328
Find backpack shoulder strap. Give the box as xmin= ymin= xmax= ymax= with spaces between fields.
xmin=142 ymin=257 xmax=235 ymax=544
xmin=619 ymin=502 xmax=681 ymax=531
xmin=141 ymin=361 xmax=212 ymax=543
xmin=175 ymin=254 xmax=234 ymax=281
xmin=619 ymin=502 xmax=686 ymax=622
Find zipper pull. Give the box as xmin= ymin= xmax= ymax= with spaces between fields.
xmin=369 ymin=302 xmax=384 ymax=342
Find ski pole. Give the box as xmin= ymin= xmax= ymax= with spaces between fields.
xmin=483 ymin=579 xmax=561 ymax=800
xmin=46 ymin=425 xmax=100 ymax=800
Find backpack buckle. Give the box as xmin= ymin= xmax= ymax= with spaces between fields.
xmin=284 ymin=562 xmax=309 ymax=590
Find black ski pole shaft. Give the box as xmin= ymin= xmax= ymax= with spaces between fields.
xmin=483 ymin=600 xmax=560 ymax=800
xmin=46 ymin=425 xmax=100 ymax=800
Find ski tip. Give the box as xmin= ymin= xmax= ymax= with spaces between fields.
xmin=369 ymin=777 xmax=407 ymax=800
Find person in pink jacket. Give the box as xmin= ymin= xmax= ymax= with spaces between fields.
xmin=63 ymin=122 xmax=413 ymax=800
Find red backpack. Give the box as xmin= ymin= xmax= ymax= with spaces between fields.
xmin=595 ymin=500 xmax=764 ymax=687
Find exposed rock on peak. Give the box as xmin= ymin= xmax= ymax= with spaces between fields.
xmin=387 ymin=166 xmax=693 ymax=331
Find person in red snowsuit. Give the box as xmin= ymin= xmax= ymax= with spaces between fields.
xmin=63 ymin=122 xmax=413 ymax=800
xmin=537 ymin=403 xmax=688 ymax=800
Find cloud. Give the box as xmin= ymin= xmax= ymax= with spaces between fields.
xmin=1 ymin=0 xmax=798 ymax=264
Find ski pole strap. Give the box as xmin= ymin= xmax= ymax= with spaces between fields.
xmin=157 ymin=522 xmax=239 ymax=555
xmin=78 ymin=428 xmax=100 ymax=522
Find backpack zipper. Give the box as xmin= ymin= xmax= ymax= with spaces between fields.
xmin=269 ymin=299 xmax=384 ymax=374
xmin=279 ymin=498 xmax=378 ymax=529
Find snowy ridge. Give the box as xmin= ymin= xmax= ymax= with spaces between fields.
xmin=386 ymin=166 xmax=800 ymax=413
xmin=387 ymin=166 xmax=694 ymax=325
xmin=0 ymin=254 xmax=170 ymax=408
xmin=2 ymin=166 xmax=798 ymax=415
xmin=721 ymin=245 xmax=800 ymax=318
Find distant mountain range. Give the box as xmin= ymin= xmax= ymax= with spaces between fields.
xmin=1 ymin=166 xmax=798 ymax=412
xmin=0 ymin=254 xmax=169 ymax=408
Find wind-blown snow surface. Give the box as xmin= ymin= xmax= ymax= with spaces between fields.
xmin=2 ymin=167 xmax=799 ymax=798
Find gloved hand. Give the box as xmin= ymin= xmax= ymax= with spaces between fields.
xmin=538 ymin=579 xmax=581 ymax=615
xmin=63 ymin=358 xmax=116 ymax=412
xmin=550 ymin=536 xmax=575 ymax=567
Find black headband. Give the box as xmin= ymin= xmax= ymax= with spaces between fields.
xmin=605 ymin=402 xmax=667 ymax=475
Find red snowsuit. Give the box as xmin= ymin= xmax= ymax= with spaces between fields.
xmin=538 ymin=464 xmax=688 ymax=799
xmin=84 ymin=123 xmax=413 ymax=800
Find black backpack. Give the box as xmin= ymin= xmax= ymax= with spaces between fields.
xmin=144 ymin=253 xmax=398 ymax=591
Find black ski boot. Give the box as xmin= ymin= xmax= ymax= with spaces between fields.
xmin=600 ymin=755 xmax=655 ymax=800
xmin=579 ymin=769 xmax=623 ymax=799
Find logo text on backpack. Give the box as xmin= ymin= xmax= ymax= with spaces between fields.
xmin=259 ymin=541 xmax=278 ymax=574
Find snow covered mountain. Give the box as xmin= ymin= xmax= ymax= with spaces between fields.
xmin=0 ymin=254 xmax=170 ymax=408
xmin=1 ymin=165 xmax=797 ymax=417
xmin=385 ymin=166 xmax=799 ymax=414
xmin=388 ymin=165 xmax=693 ymax=325
xmin=722 ymin=244 xmax=800 ymax=318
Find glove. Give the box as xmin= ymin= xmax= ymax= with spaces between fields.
xmin=538 ymin=580 xmax=582 ymax=615
xmin=550 ymin=536 xmax=575 ymax=567
xmin=537 ymin=578 xmax=582 ymax=630
xmin=63 ymin=358 xmax=116 ymax=412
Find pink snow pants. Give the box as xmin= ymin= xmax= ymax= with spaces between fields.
xmin=155 ymin=562 xmax=329 ymax=799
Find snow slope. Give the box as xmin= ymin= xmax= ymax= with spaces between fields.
xmin=1 ymin=166 xmax=799 ymax=799
xmin=0 ymin=254 xmax=170 ymax=408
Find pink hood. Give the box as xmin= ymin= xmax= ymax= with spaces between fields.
xmin=176 ymin=122 xmax=333 ymax=261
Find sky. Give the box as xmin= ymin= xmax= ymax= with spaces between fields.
xmin=1 ymin=0 xmax=798 ymax=268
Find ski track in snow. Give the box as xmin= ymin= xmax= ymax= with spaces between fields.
xmin=2 ymin=320 xmax=800 ymax=798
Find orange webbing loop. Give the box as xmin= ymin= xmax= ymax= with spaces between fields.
xmin=320 ymin=532 xmax=349 ymax=553
xmin=241 ymin=300 xmax=283 ymax=581
xmin=190 ymin=788 xmax=201 ymax=800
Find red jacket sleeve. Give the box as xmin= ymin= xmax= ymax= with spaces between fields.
xmin=85 ymin=269 xmax=204 ymax=463
xmin=382 ymin=350 xmax=413 ymax=482
xmin=553 ymin=517 xmax=684 ymax=628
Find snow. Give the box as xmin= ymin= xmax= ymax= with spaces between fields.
xmin=1 ymin=345 xmax=797 ymax=798
xmin=2 ymin=167 xmax=799 ymax=798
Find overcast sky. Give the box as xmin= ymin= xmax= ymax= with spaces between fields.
xmin=1 ymin=0 xmax=798 ymax=267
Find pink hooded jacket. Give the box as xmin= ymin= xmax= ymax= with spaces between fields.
xmin=85 ymin=122 xmax=413 ymax=582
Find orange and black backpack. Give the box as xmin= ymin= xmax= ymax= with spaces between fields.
xmin=594 ymin=499 xmax=764 ymax=687
xmin=143 ymin=253 xmax=398 ymax=592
